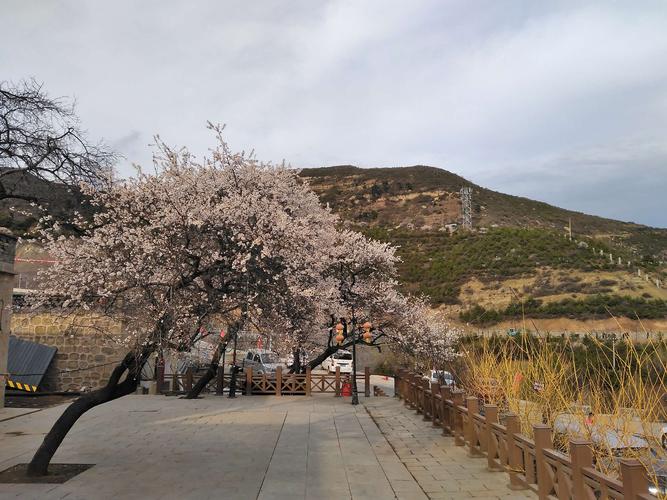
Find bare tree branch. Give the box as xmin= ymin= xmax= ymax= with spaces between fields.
xmin=0 ymin=79 xmax=116 ymax=203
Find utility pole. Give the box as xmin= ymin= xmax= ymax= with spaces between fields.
xmin=568 ymin=218 xmax=572 ymax=241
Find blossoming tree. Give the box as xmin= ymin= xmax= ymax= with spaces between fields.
xmin=27 ymin=126 xmax=339 ymax=476
xmin=289 ymin=227 xmax=459 ymax=373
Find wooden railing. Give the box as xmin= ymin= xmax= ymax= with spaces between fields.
xmin=158 ymin=366 xmax=373 ymax=397
xmin=394 ymin=369 xmax=657 ymax=500
xmin=245 ymin=366 xmax=369 ymax=396
xmin=160 ymin=369 xmax=246 ymax=395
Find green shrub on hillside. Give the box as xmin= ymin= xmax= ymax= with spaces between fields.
xmin=460 ymin=294 xmax=667 ymax=325
xmin=363 ymin=227 xmax=619 ymax=304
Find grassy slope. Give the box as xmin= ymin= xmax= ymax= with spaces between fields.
xmin=363 ymin=226 xmax=621 ymax=304
xmin=301 ymin=166 xmax=667 ymax=322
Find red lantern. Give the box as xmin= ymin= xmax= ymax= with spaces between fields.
xmin=335 ymin=322 xmax=344 ymax=344
xmin=362 ymin=321 xmax=373 ymax=343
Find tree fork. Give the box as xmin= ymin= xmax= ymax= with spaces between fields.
xmin=307 ymin=333 xmax=385 ymax=372
xmin=307 ymin=345 xmax=339 ymax=371
xmin=26 ymin=349 xmax=152 ymax=477
xmin=184 ymin=340 xmax=226 ymax=399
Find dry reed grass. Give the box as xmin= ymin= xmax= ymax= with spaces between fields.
xmin=455 ymin=330 xmax=667 ymax=496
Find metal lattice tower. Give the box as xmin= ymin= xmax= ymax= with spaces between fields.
xmin=460 ymin=187 xmax=473 ymax=230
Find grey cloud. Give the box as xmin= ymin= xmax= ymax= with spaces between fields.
xmin=1 ymin=0 xmax=665 ymax=226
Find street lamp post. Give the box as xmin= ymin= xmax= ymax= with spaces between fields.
xmin=351 ymin=325 xmax=359 ymax=405
xmin=336 ymin=320 xmax=373 ymax=406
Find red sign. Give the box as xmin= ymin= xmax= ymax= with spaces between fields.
xmin=220 ymin=329 xmax=226 ymax=339
xmin=257 ymin=337 xmax=263 ymax=349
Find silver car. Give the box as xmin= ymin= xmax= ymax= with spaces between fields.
xmin=242 ymin=349 xmax=284 ymax=374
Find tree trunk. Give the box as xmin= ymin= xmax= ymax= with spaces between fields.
xmin=27 ymin=349 xmax=151 ymax=477
xmin=308 ymin=345 xmax=339 ymax=371
xmin=308 ymin=335 xmax=376 ymax=372
xmin=184 ymin=340 xmax=225 ymax=399
xmin=289 ymin=347 xmax=302 ymax=374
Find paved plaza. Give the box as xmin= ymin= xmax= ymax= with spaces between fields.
xmin=364 ymin=399 xmax=536 ymax=500
xmin=0 ymin=391 xmax=535 ymax=500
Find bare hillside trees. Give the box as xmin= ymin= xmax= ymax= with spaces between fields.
xmin=0 ymin=79 xmax=114 ymax=203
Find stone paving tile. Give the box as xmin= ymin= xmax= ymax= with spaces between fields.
xmin=0 ymin=395 xmax=537 ymax=499
xmin=0 ymin=395 xmax=421 ymax=499
xmin=363 ymin=398 xmax=537 ymax=500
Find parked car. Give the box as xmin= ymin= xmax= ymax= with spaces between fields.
xmin=426 ymin=370 xmax=455 ymax=386
xmin=242 ymin=349 xmax=284 ymax=374
xmin=321 ymin=350 xmax=353 ymax=373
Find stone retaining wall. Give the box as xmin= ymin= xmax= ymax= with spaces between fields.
xmin=10 ymin=312 xmax=127 ymax=392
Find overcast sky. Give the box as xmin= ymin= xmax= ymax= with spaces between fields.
xmin=2 ymin=1 xmax=666 ymax=227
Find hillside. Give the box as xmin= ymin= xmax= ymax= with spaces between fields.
xmin=300 ymin=166 xmax=667 ymax=325
xmin=2 ymin=165 xmax=666 ymax=326
xmin=0 ymin=169 xmax=90 ymax=234
xmin=301 ymin=165 xmax=667 ymax=256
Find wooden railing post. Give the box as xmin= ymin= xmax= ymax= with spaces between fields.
xmin=619 ymin=458 xmax=650 ymax=500
xmin=414 ymin=375 xmax=421 ymax=413
xmin=216 ymin=367 xmax=224 ymax=395
xmin=533 ymin=424 xmax=553 ymax=500
xmin=466 ymin=396 xmax=483 ymax=457
xmin=156 ymin=363 xmax=165 ymax=394
xmin=440 ymin=386 xmax=452 ymax=435
xmin=275 ymin=366 xmax=282 ymax=397
xmin=402 ymin=371 xmax=409 ymax=402
xmin=422 ymin=374 xmax=428 ymax=412
xmin=423 ymin=380 xmax=432 ymax=421
xmin=414 ymin=374 xmax=421 ymax=410
xmin=405 ymin=373 xmax=413 ymax=407
xmin=335 ymin=366 xmax=341 ymax=397
xmin=245 ymin=367 xmax=253 ymax=395
xmin=305 ymin=367 xmax=312 ymax=397
xmin=364 ymin=366 xmax=370 ymax=397
xmin=570 ymin=439 xmax=593 ymax=500
xmin=431 ymin=382 xmax=440 ymax=426
xmin=485 ymin=405 xmax=501 ymax=471
xmin=453 ymin=391 xmax=465 ymax=446
xmin=394 ymin=371 xmax=399 ymax=397
xmin=505 ymin=414 xmax=525 ymax=490
xmin=410 ymin=373 xmax=421 ymax=413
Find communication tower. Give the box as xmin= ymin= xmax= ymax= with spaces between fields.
xmin=460 ymin=187 xmax=473 ymax=230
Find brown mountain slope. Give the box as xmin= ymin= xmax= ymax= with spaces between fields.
xmin=300 ymin=165 xmax=667 ymax=258
xmin=300 ymin=165 xmax=667 ymax=324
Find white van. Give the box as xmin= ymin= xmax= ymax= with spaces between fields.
xmin=321 ymin=350 xmax=353 ymax=373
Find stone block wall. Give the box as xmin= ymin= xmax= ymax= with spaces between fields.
xmin=10 ymin=312 xmax=127 ymax=392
